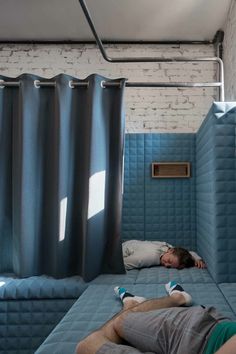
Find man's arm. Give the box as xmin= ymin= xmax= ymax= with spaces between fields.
xmin=189 ymin=251 xmax=206 ymax=268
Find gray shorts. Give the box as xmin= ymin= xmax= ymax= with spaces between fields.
xmin=97 ymin=342 xmax=154 ymax=353
xmin=96 ymin=306 xmax=229 ymax=354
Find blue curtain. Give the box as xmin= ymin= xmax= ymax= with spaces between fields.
xmin=0 ymin=73 xmax=126 ymax=281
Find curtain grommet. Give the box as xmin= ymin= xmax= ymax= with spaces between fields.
xmin=0 ymin=80 xmax=5 ymax=88
xmin=101 ymin=80 xmax=106 ymax=88
xmin=69 ymin=80 xmax=75 ymax=89
xmin=34 ymin=80 xmax=40 ymax=88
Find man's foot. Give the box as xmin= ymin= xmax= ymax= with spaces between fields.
xmin=165 ymin=281 xmax=192 ymax=306
xmin=114 ymin=286 xmax=146 ymax=304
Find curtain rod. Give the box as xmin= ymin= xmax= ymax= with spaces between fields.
xmin=0 ymin=79 xmax=222 ymax=89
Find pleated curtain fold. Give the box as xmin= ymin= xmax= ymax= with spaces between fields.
xmin=0 ymin=73 xmax=126 ymax=281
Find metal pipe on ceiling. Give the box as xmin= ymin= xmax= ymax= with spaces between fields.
xmin=78 ymin=0 xmax=225 ymax=101
xmin=0 ymin=40 xmax=213 ymax=45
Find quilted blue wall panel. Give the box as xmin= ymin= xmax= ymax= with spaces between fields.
xmin=144 ymin=134 xmax=196 ymax=249
xmin=196 ymin=102 xmax=236 ymax=282
xmin=196 ymin=108 xmax=217 ymax=279
xmin=123 ymin=133 xmax=196 ymax=250
xmin=122 ymin=134 xmax=145 ymax=240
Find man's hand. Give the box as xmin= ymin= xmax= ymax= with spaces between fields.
xmin=195 ymin=260 xmax=206 ymax=268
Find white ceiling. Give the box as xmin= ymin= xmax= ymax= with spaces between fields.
xmin=0 ymin=0 xmax=232 ymax=42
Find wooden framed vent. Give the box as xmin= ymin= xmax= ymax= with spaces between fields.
xmin=151 ymin=162 xmax=190 ymax=178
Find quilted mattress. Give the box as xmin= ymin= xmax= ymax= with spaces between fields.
xmin=0 ymin=298 xmax=76 ymax=354
xmin=135 ymin=266 xmax=213 ymax=284
xmin=0 ymin=267 xmax=215 ymax=353
xmin=0 ymin=275 xmax=87 ymax=299
xmin=0 ymin=270 xmax=139 ymax=300
xmin=0 ymin=275 xmax=87 ymax=354
xmin=218 ymin=283 xmax=236 ymax=315
xmin=36 ymin=282 xmax=236 ymax=354
xmin=0 ymin=271 xmax=138 ymax=354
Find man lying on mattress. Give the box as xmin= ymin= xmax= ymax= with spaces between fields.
xmin=77 ymin=282 xmax=236 ymax=354
xmin=122 ymin=240 xmax=206 ymax=270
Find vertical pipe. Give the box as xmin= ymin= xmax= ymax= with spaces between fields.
xmin=217 ymin=58 xmax=225 ymax=102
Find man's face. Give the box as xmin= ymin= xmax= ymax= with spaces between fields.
xmin=160 ymin=250 xmax=180 ymax=268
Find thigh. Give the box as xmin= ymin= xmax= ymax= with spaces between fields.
xmin=96 ymin=342 xmax=155 ymax=354
xmin=118 ymin=307 xmax=220 ymax=354
xmin=119 ymin=310 xmax=171 ymax=353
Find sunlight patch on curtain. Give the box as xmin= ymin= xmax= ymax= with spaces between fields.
xmin=59 ymin=197 xmax=68 ymax=242
xmin=88 ymin=171 xmax=106 ymax=219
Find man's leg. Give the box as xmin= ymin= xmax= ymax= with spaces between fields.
xmin=114 ymin=286 xmax=147 ymax=310
xmin=76 ymin=282 xmax=191 ymax=354
xmin=114 ymin=281 xmax=192 ymax=310
xmin=215 ymin=335 xmax=236 ymax=354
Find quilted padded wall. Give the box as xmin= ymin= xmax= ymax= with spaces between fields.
xmin=122 ymin=134 xmax=145 ymax=240
xmin=123 ymin=133 xmax=196 ymax=250
xmin=144 ymin=134 xmax=196 ymax=249
xmin=196 ymin=108 xmax=218 ymax=279
xmin=196 ymin=102 xmax=236 ymax=282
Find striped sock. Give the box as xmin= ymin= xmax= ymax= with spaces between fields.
xmin=114 ymin=286 xmax=146 ymax=304
xmin=165 ymin=281 xmax=192 ymax=306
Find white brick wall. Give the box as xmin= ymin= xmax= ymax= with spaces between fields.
xmin=224 ymin=0 xmax=236 ymax=101
xmin=0 ymin=43 xmax=218 ymax=132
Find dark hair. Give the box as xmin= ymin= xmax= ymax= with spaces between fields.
xmin=171 ymin=247 xmax=195 ymax=269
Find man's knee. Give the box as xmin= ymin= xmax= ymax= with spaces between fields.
xmin=76 ymin=331 xmax=103 ymax=354
xmin=113 ymin=313 xmax=126 ymax=337
xmin=76 ymin=338 xmax=87 ymax=354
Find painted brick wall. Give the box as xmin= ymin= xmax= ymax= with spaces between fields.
xmin=0 ymin=43 xmax=217 ymax=132
xmin=224 ymin=0 xmax=236 ymax=101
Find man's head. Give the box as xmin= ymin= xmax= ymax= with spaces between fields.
xmin=160 ymin=247 xmax=195 ymax=269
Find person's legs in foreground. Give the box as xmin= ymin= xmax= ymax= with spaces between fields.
xmin=76 ymin=281 xmax=192 ymax=354
xmin=214 ymin=335 xmax=236 ymax=354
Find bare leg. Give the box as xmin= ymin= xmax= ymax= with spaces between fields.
xmin=123 ymin=299 xmax=141 ymax=310
xmin=215 ymin=335 xmax=236 ymax=354
xmin=76 ymin=292 xmax=186 ymax=354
